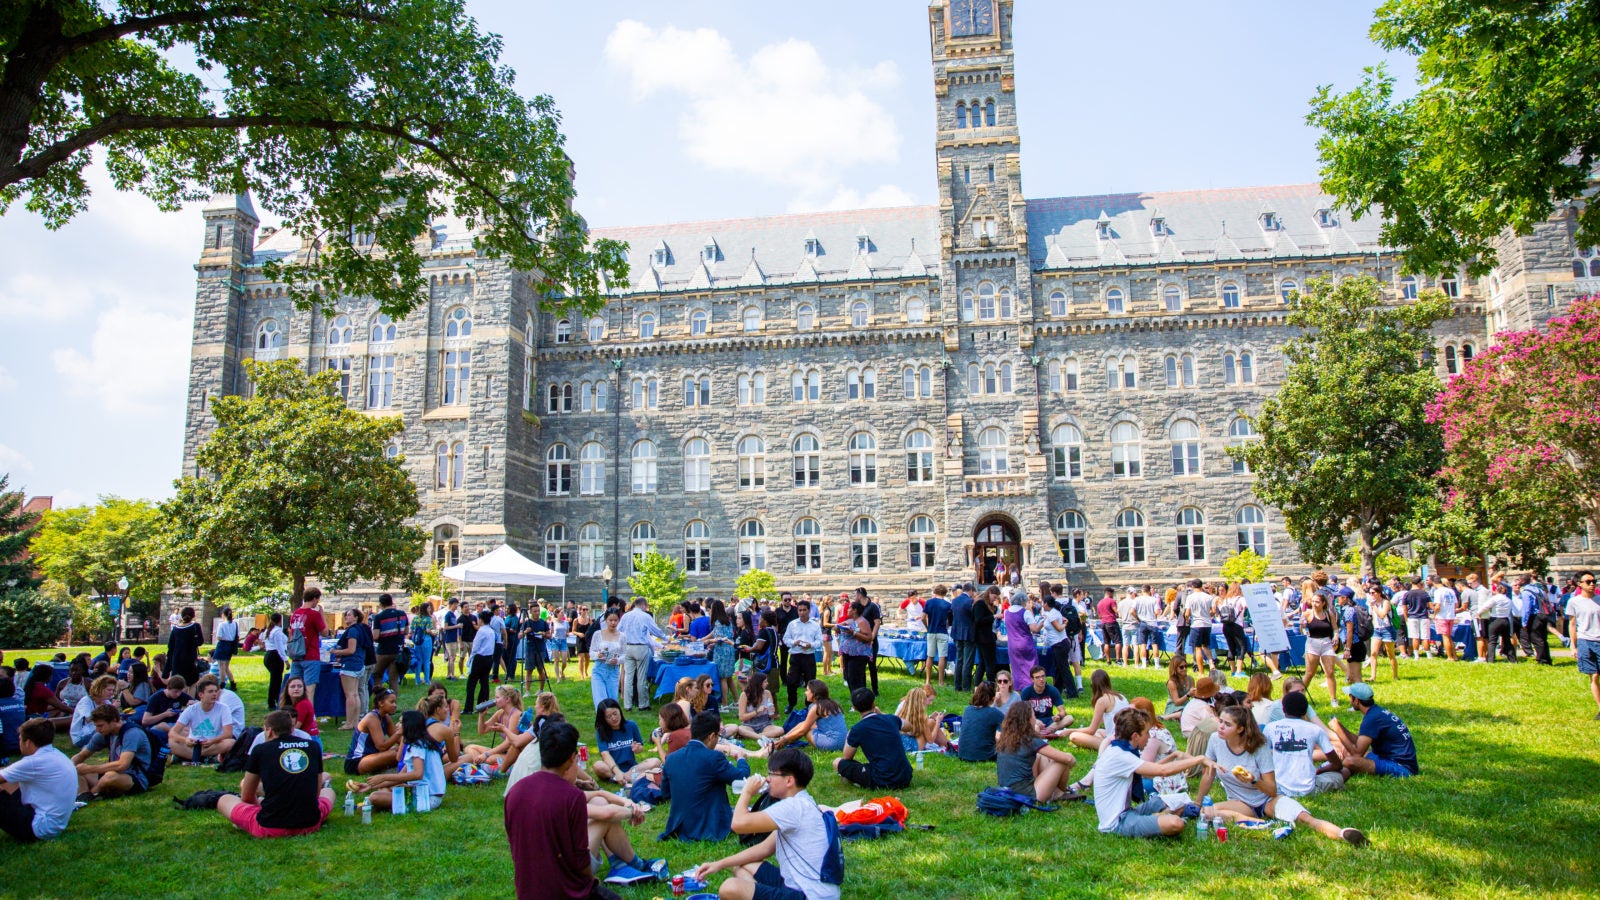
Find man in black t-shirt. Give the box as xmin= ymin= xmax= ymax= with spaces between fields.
xmin=773 ymin=595 xmax=800 ymax=709
xmin=833 ymin=688 xmax=912 ymax=789
xmin=1398 ymin=578 xmax=1433 ymax=660
xmin=140 ymin=676 xmax=189 ymax=734
xmin=857 ymin=588 xmax=883 ymax=695
xmin=218 ymin=710 xmax=332 ymax=838
xmin=369 ymin=593 xmax=410 ymax=691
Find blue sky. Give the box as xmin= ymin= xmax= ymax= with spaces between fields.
xmin=0 ymin=1 xmax=1413 ymax=507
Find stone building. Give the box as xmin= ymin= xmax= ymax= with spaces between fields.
xmin=181 ymin=0 xmax=1597 ymax=608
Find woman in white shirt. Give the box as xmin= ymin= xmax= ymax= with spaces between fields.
xmin=263 ymin=612 xmax=289 ymax=709
xmin=69 ymin=676 xmax=118 ymax=750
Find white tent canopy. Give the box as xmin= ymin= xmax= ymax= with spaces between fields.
xmin=441 ymin=544 xmax=566 ymax=588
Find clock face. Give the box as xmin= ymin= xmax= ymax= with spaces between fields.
xmin=950 ymin=0 xmax=995 ymax=37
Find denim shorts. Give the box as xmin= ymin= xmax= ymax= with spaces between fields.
xmin=1366 ymin=751 xmax=1415 ymax=778
xmin=1576 ymin=638 xmax=1600 ymax=675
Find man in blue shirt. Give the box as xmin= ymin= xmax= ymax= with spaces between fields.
xmin=950 ymin=584 xmax=976 ymax=692
xmin=619 ymin=598 xmax=668 ymax=712
xmin=0 ymin=678 xmax=26 ymax=764
xmin=658 ymin=711 xmax=751 ymax=842
xmin=833 ymin=688 xmax=912 ymax=790
xmin=1518 ymin=575 xmax=1554 ymax=665
xmin=1327 ymin=683 xmax=1418 ymax=780
xmin=368 ymin=594 xmax=409 ymax=692
xmin=487 ymin=603 xmax=507 ymax=681
xmin=923 ymin=584 xmax=953 ymax=689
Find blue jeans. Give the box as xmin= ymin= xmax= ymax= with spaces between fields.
xmin=591 ymin=661 xmax=620 ymax=709
xmin=413 ymin=635 xmax=434 ymax=684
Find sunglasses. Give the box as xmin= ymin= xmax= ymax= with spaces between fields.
xmin=1581 ymin=578 xmax=1597 ymax=585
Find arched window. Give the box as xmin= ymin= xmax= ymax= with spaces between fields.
xmin=999 ymin=287 xmax=1013 ymax=319
xmin=1461 ymin=342 xmax=1475 ymax=363
xmin=631 ymin=376 xmax=658 ymax=410
xmin=955 ymin=102 xmax=968 ymax=129
xmin=978 ymin=426 xmax=1009 ymax=474
xmin=370 ymin=313 xmax=397 ymax=343
xmin=383 ymin=440 xmax=400 ymax=461
xmin=742 ymin=306 xmax=762 ymax=332
xmin=905 ymin=297 xmax=927 ymax=324
xmin=1115 ymin=509 xmax=1147 ymax=566
xmin=435 ymin=441 xmax=465 ymax=490
xmin=683 ymin=374 xmax=710 ymax=407
xmin=737 ymin=371 xmax=767 ymax=406
xmin=433 ymin=524 xmax=461 ymax=568
xmin=1165 ymin=353 xmax=1195 ymax=388
xmin=1055 ymin=511 xmax=1087 ymax=568
xmin=1176 ymin=507 xmax=1206 ymax=563
xmin=982 ymin=365 xmax=997 ymax=395
xmin=1279 ymin=279 xmax=1298 ymax=304
xmin=588 ymin=317 xmax=606 ymax=342
xmin=1228 ymin=418 xmax=1256 ymax=475
xmin=545 ymin=524 xmax=571 ymax=574
xmin=794 ymin=518 xmax=822 ymax=572
xmin=796 ymin=303 xmax=816 ymax=331
xmin=581 ymin=382 xmax=594 ymax=412
xmin=255 ymin=318 xmax=284 ymax=356
xmin=851 ymin=517 xmax=880 ymax=571
xmin=793 ymin=435 xmax=821 ymax=487
xmin=1170 ymin=419 xmax=1202 ymax=476
xmin=1221 ymin=282 xmax=1241 ymax=308
xmin=689 ymin=310 xmax=709 ymax=336
xmin=908 ymin=516 xmax=937 ymax=569
xmin=327 ymin=314 xmax=353 ymax=346
xmin=1105 ymin=287 xmax=1125 ymax=314
xmin=999 ymin=362 xmax=1013 ymax=394
xmin=638 ymin=313 xmax=656 ymax=339
xmin=366 ymin=333 xmax=395 ymax=405
xmin=738 ymin=520 xmax=767 ymax=572
xmin=1051 ymin=424 xmax=1083 ymax=480
xmin=1225 ymin=351 xmax=1256 ymax=385
xmin=546 ymin=443 xmax=572 ymax=495
xmin=555 ymin=319 xmax=572 ymax=343
xmin=1049 ymin=290 xmax=1068 ymax=316
xmin=579 ymin=442 xmax=605 ymax=495
xmin=851 ymin=301 xmax=870 ymax=328
xmin=903 ymin=365 xmax=932 ymax=399
xmin=1163 ymin=284 xmax=1183 ymax=312
xmin=846 ymin=367 xmax=876 ymax=400
xmin=1107 ymin=354 xmax=1137 ymax=390
xmin=905 ymin=430 xmax=934 ymax=483
xmin=683 ymin=520 xmax=711 ymax=573
xmin=960 ymin=289 xmax=975 ymax=322
xmin=791 ymin=368 xmax=821 ymax=403
xmin=977 ymin=282 xmax=997 ymax=320
xmin=630 ymin=522 xmax=657 ymax=566
xmin=737 ymin=436 xmax=766 ymax=490
xmin=1399 ymin=275 xmax=1418 ymax=300
xmin=1111 ymin=422 xmax=1142 ymax=478
xmin=1237 ymin=506 xmax=1268 ymax=556
xmin=1049 ymin=358 xmax=1079 ymax=392
xmin=683 ymin=438 xmax=710 ymax=492
xmin=325 ymin=354 xmax=353 ymax=401
xmin=444 ymin=305 xmax=471 ymax=338
xmin=631 ymin=440 xmax=657 ymax=494
xmin=579 ymin=523 xmax=603 ymax=576
xmin=595 ymin=380 xmax=610 ymax=411
xmin=983 ymin=98 xmax=996 ymax=126
xmin=849 ymin=432 xmax=878 ymax=485
xmin=1443 ymin=345 xmax=1459 ymax=375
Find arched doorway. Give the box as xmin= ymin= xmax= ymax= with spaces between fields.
xmin=974 ymin=516 xmax=1021 ymax=586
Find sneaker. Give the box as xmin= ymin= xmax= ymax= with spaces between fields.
xmin=1341 ymin=827 xmax=1369 ymax=847
xmin=602 ymin=863 xmax=655 ymax=886
xmin=641 ymin=857 xmax=669 ymax=880
xmin=1272 ymin=824 xmax=1296 ymax=840
xmin=76 ymin=792 xmax=95 ymax=804
xmin=1235 ymin=819 xmax=1272 ymax=831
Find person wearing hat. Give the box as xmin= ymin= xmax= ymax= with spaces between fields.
xmin=1178 ymin=675 xmax=1220 ymax=741
xmin=1327 ymin=683 xmax=1418 ymax=779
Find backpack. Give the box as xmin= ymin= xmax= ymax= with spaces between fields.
xmin=217 ymin=727 xmax=261 ymax=773
xmin=1352 ymin=606 xmax=1375 ymax=643
xmin=120 ymin=721 xmax=170 ymax=789
xmin=287 ymin=612 xmax=308 ymax=662
xmin=976 ymin=786 xmax=1058 ymax=817
xmin=1062 ymin=604 xmax=1083 ymax=637
xmin=1219 ymin=602 xmax=1237 ymax=625
xmin=818 ymin=807 xmax=845 ymax=886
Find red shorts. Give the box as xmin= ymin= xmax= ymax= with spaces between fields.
xmin=228 ymin=795 xmax=332 ymax=838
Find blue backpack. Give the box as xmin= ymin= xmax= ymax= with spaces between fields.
xmin=817 ymin=806 xmax=845 ymax=886
xmin=976 ymin=786 xmax=1058 ymax=817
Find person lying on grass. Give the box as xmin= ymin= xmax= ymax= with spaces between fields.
xmin=1195 ymin=705 xmax=1366 ymax=845
xmin=349 ymin=710 xmax=448 ymax=810
xmin=695 ymin=749 xmax=842 ymax=900
xmin=71 ymin=704 xmax=151 ymax=802
xmin=1090 ymin=707 xmax=1206 ymax=838
xmin=218 ymin=710 xmax=335 ymax=838
xmin=833 ymin=688 xmax=913 ymax=790
xmin=343 ymin=688 xmax=401 ymax=776
xmin=995 ymin=701 xmax=1080 ymax=803
xmin=169 ymin=679 xmax=235 ymax=764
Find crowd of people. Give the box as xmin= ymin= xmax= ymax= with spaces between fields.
xmin=0 ymin=567 xmax=1594 ymax=900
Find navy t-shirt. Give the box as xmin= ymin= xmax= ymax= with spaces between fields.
xmin=371 ymin=607 xmax=408 ymax=655
xmin=958 ymin=705 xmax=1005 ymax=762
xmin=846 ymin=713 xmax=912 ymax=787
xmin=1400 ymin=589 xmax=1431 ymax=618
xmin=597 ymin=719 xmax=643 ymax=771
xmin=1359 ymin=704 xmax=1418 ymax=774
xmin=923 ymin=596 xmax=952 ymax=634
xmin=1017 ymin=684 xmax=1063 ymax=726
xmin=0 ymin=695 xmax=25 ymax=757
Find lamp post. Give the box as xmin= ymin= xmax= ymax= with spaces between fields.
xmin=116 ymin=576 xmax=130 ymax=641
xmin=601 ymin=565 xmax=613 ymax=607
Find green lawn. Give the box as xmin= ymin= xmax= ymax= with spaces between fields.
xmin=2 ymin=645 xmax=1596 ymax=899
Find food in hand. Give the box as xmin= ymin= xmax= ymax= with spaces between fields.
xmin=1231 ymin=765 xmax=1253 ymax=781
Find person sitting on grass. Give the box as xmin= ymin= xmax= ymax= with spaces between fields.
xmin=343 ymin=688 xmax=401 ymax=776
xmin=593 ymin=700 xmax=660 ymax=786
xmin=218 ymin=710 xmax=334 ymax=838
xmin=958 ymin=681 xmax=1006 ymax=763
xmin=724 ymin=672 xmax=783 ymax=742
xmin=894 ymin=684 xmax=951 ymax=753
xmin=23 ymin=664 xmax=72 ymax=731
xmin=1264 ymin=691 xmax=1346 ymax=796
xmin=68 ymin=676 xmax=118 ymax=752
xmin=655 ymin=703 xmax=694 ymax=758
xmin=1070 ymin=696 xmax=1186 ymax=798
xmin=169 ymin=678 xmax=235 ymax=765
xmin=350 ymin=710 xmax=448 ymax=811
xmin=995 ymin=701 xmax=1080 ymax=804
xmin=658 ymin=711 xmax=753 ymax=842
xmin=118 ymin=663 xmax=155 ymax=715
xmin=504 ymin=721 xmax=665 ymax=900
xmin=1327 ymin=683 xmax=1419 ymax=780
xmin=0 ymin=719 xmax=78 ymax=843
xmin=1016 ymin=665 xmax=1075 ymax=737
xmin=1089 ymin=707 xmax=1205 ymax=838
xmin=140 ymin=674 xmax=189 ymax=735
xmin=694 ymin=749 xmax=842 ymax=900
xmin=1196 ymin=706 xmax=1367 ymax=846
xmin=833 ymin=688 xmax=913 ymax=790
xmin=770 ymin=680 xmax=848 ymax=752
xmin=1066 ymin=669 xmax=1131 ymax=751
xmin=0 ymin=678 xmax=27 ymax=764
xmin=71 ymin=705 xmax=151 ymax=802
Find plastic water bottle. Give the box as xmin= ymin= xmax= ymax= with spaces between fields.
xmin=415 ymin=784 xmax=432 ymax=814
xmin=1198 ymin=798 xmax=1213 ymax=841
xmin=360 ymin=801 xmax=372 ymax=825
xmin=343 ymin=790 xmax=355 ymax=817
xmin=392 ymin=782 xmax=408 ymax=815
xmin=916 ymin=749 xmax=926 ymax=770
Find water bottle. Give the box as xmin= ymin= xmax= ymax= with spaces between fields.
xmin=915 ymin=749 xmax=925 ymax=770
xmin=343 ymin=790 xmax=355 ymax=817
xmin=392 ymin=782 xmax=408 ymax=815
xmin=360 ymin=801 xmax=372 ymax=825
xmin=415 ymin=783 xmax=432 ymax=814
xmin=1198 ymin=798 xmax=1213 ymax=841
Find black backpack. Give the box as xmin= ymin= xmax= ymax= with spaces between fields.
xmin=120 ymin=721 xmax=170 ymax=789
xmin=218 ymin=727 xmax=261 ymax=773
xmin=1063 ymin=604 xmax=1083 ymax=637
xmin=1353 ymin=606 xmax=1375 ymax=643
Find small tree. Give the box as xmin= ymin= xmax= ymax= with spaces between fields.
xmin=0 ymin=588 xmax=70 ymax=649
xmin=627 ymin=551 xmax=688 ymax=619
xmin=1339 ymin=547 xmax=1413 ymax=582
xmin=30 ymin=496 xmax=163 ymax=604
xmin=0 ymin=474 xmax=44 ymax=592
xmin=734 ymin=569 xmax=780 ymax=605
xmin=409 ymin=562 xmax=456 ymax=609
xmin=1219 ymin=549 xmax=1273 ymax=584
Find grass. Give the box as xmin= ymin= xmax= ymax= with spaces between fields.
xmin=2 ymin=644 xmax=1597 ymax=899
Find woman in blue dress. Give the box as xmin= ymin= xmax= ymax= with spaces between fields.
xmin=709 ymin=599 xmax=738 ymax=707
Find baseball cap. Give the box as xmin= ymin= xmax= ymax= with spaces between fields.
xmin=1342 ymin=683 xmax=1375 ymax=701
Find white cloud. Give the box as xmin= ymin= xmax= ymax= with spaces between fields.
xmin=50 ymin=302 xmax=191 ymax=415
xmin=789 ymin=184 xmax=919 ymax=214
xmin=0 ymin=444 xmax=33 ymax=474
xmin=0 ymin=272 xmax=99 ymax=321
xmin=0 ymin=363 xmax=15 ymax=392
xmin=604 ymin=21 xmax=902 ymax=196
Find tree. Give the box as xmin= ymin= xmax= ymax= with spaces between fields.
xmin=1 ymin=0 xmax=626 ymax=319
xmin=408 ymin=562 xmax=454 ymax=609
xmin=1229 ymin=276 xmax=1450 ymax=577
xmin=1425 ymin=294 xmax=1600 ymax=567
xmin=1219 ymin=549 xmax=1273 ymax=585
xmin=1339 ymin=546 xmax=1414 ymax=582
xmin=0 ymin=473 xmax=44 ymax=591
xmin=627 ymin=551 xmax=687 ymax=619
xmin=148 ymin=360 xmax=425 ymax=607
xmin=1309 ymin=1 xmax=1600 ymax=277
xmin=29 ymin=496 xmax=163 ymax=603
xmin=734 ymin=569 xmax=780 ymax=605
xmin=0 ymin=588 xmax=71 ymax=649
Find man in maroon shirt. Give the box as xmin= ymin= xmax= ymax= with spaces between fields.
xmin=288 ymin=588 xmax=330 ymax=706
xmin=1095 ymin=589 xmax=1121 ymax=664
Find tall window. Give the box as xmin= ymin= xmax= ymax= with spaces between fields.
xmin=1224 ymin=351 xmax=1255 ymax=385
xmin=683 ymin=520 xmax=711 ymax=573
xmin=1051 ymin=424 xmax=1084 ymax=480
xmin=794 ymin=518 xmax=822 ymax=572
xmin=690 ymin=310 xmax=709 ymax=336
xmin=908 ymin=516 xmax=937 ymax=570
xmin=851 ymin=517 xmax=879 ymax=571
xmin=1106 ymin=288 xmax=1125 ymax=314
xmin=255 ymin=319 xmax=284 ymax=357
xmin=546 ymin=444 xmax=572 ymax=495
xmin=367 ymin=336 xmax=395 ymax=413
xmin=587 ymin=317 xmax=605 ymax=342
xmin=1170 ymin=420 xmax=1202 ymax=476
xmin=631 ymin=440 xmax=657 ymax=494
xmin=435 ymin=441 xmax=465 ymax=490
xmin=905 ymin=298 xmax=927 ymax=324
xmin=545 ymin=524 xmax=571 ymax=574
xmin=956 ymin=102 xmax=968 ymax=128
xmin=850 ymin=302 xmax=870 ymax=328
xmin=1228 ymin=418 xmax=1256 ymax=475
xmin=1056 ymin=511 xmax=1087 ymax=568
xmin=638 ymin=313 xmax=656 ymax=339
xmin=905 ymin=430 xmax=934 ymax=483
xmin=683 ymin=438 xmax=710 ymax=492
xmin=737 ymin=436 xmax=766 ymax=489
xmin=578 ymin=523 xmax=602 ymax=576
xmin=1049 ymin=290 xmax=1068 ymax=315
xmin=594 ymin=380 xmax=609 ymax=411
xmin=903 ymin=365 xmax=932 ymax=398
xmin=683 ymin=374 xmax=710 ymax=407
xmin=1164 ymin=354 xmax=1196 ymax=388
xmin=547 ymin=382 xmax=573 ymax=414
xmin=1443 ymin=345 xmax=1459 ymax=375
xmin=1280 ymin=279 xmax=1298 ymax=304
xmin=978 ymin=427 xmax=1009 ymax=474
xmin=846 ymin=367 xmax=876 ymax=400
xmin=1047 ymin=358 xmax=1079 ymax=393
xmin=433 ymin=524 xmax=460 ymax=568
xmin=983 ymin=98 xmax=996 ymax=126
xmin=977 ymin=283 xmax=997 ymax=320
xmin=1222 ymin=282 xmax=1241 ymax=308
xmin=793 ymin=435 xmax=821 ymax=487
xmin=796 ymin=303 xmax=816 ymax=331
xmin=1111 ymin=422 xmax=1142 ymax=478
xmin=1237 ymin=506 xmax=1268 ymax=556
xmin=960 ymin=290 xmax=975 ymax=322
xmin=738 ymin=520 xmax=766 ymax=572
xmin=791 ymin=369 xmax=820 ymax=403
xmin=579 ymin=442 xmax=605 ymax=495
xmin=999 ymin=287 xmax=1013 ymax=318
xmin=631 ymin=377 xmax=658 ymax=409
xmin=1116 ymin=509 xmax=1146 ymax=565
xmin=630 ymin=522 xmax=657 ymax=567
xmin=1163 ymin=284 xmax=1183 ymax=312
xmin=737 ymin=371 xmax=766 ymax=405
xmin=849 ymin=433 xmax=877 ymax=485
xmin=1176 ymin=507 xmax=1206 ymax=563
xmin=442 ymin=307 xmax=471 ymax=406
xmin=742 ymin=306 xmax=762 ymax=332
xmin=555 ymin=319 xmax=571 ymax=343
xmin=325 ymin=355 xmax=352 ymax=401
xmin=1399 ymin=275 xmax=1418 ymax=300
xmin=1107 ymin=354 xmax=1137 ymax=390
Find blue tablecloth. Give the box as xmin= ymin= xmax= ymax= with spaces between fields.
xmin=647 ymin=658 xmax=720 ymax=701
xmin=51 ymin=662 xmax=71 ymax=687
xmin=311 ymin=662 xmax=345 ymax=718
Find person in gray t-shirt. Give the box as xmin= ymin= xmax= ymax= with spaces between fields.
xmin=1196 ymin=707 xmax=1366 ymax=845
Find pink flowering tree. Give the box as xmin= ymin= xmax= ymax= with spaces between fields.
xmin=1426 ymin=295 xmax=1600 ymax=567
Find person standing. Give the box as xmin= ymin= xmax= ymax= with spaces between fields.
xmin=619 ymin=598 xmax=667 ymax=713
xmin=951 ymin=584 xmax=976 ymax=693
xmin=781 ymin=602 xmax=821 ymax=713
xmin=488 ymin=603 xmax=508 ymax=682
xmin=973 ymin=587 xmax=1000 ymax=684
xmin=1520 ymin=575 xmax=1555 ymax=665
xmin=262 ymin=613 xmax=287 ymax=710
xmin=1095 ymin=589 xmax=1120 ymax=666
xmin=838 ymin=603 xmax=874 ymax=696
xmin=1565 ymin=571 xmax=1600 ymax=719
xmin=212 ymin=606 xmax=240 ymax=690
xmin=411 ymin=601 xmax=436 ymax=685
xmin=440 ymin=598 xmax=463 ymax=680
xmin=857 ymin=588 xmax=883 ymax=696
xmin=1398 ymin=577 xmax=1432 ymax=660
xmin=1481 ymin=577 xmax=1516 ymax=663
xmin=923 ymin=584 xmax=953 ymax=689
xmin=288 ymin=588 xmax=330 ymax=707
xmin=774 ymin=594 xmax=800 ymax=699
xmin=166 ymin=606 xmax=204 ymax=689
xmin=589 ymin=609 xmax=626 ymax=710
xmin=466 ymin=610 xmax=497 ymax=709
xmin=369 ymin=593 xmax=409 ymax=692
xmin=1428 ymin=575 xmax=1461 ymax=661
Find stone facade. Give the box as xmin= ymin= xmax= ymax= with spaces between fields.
xmin=180 ymin=0 xmax=1598 ymax=610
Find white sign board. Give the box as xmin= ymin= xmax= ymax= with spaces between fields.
xmin=1243 ymin=583 xmax=1290 ymax=654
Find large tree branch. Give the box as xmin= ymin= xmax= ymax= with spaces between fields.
xmin=55 ymin=5 xmax=260 ymax=56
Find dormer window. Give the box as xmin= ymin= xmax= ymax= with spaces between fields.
xmin=1150 ymin=216 xmax=1169 ymax=237
xmin=652 ymin=243 xmax=670 ymax=267
xmin=1096 ymin=220 xmax=1112 ymax=240
xmin=857 ymin=234 xmax=871 ymax=255
xmin=1316 ymin=208 xmax=1335 ymax=227
xmin=702 ymin=242 xmax=718 ymax=263
xmin=1260 ymin=212 xmax=1281 ymax=231
xmin=804 ymin=238 xmax=821 ymax=257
